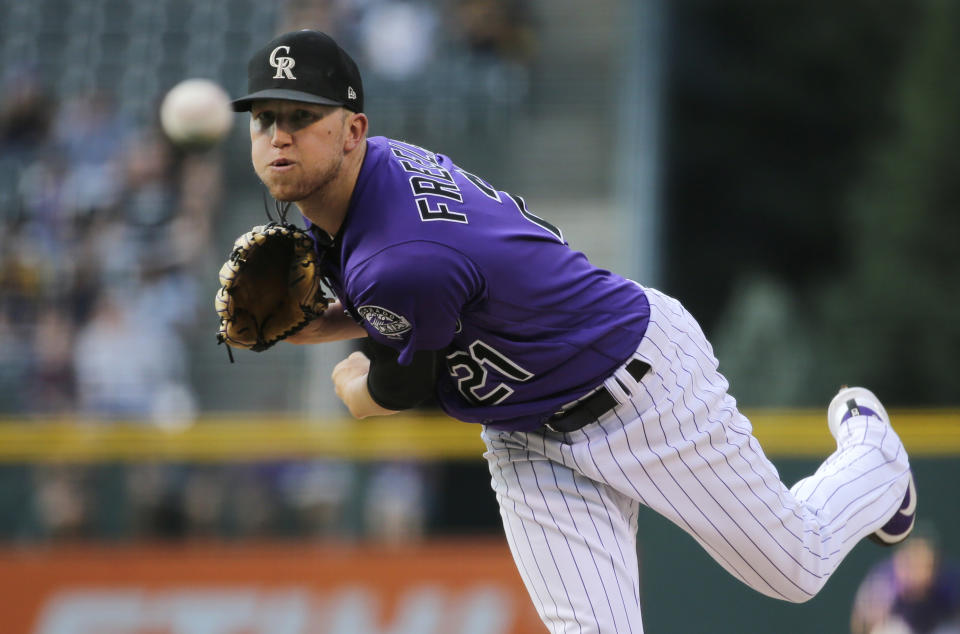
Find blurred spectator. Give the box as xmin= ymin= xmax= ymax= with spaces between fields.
xmin=280 ymin=0 xmax=338 ymax=34
xmin=229 ymin=465 xmax=281 ymax=537
xmin=171 ymin=153 xmax=223 ymax=270
xmin=28 ymin=308 xmax=76 ymax=414
xmin=121 ymin=130 xmax=178 ymax=235
xmin=453 ymin=0 xmax=535 ymax=103
xmin=456 ymin=0 xmax=536 ymax=65
xmin=73 ymin=292 xmax=165 ymax=418
xmin=33 ymin=465 xmax=91 ymax=539
xmin=279 ymin=460 xmax=358 ymax=537
xmin=358 ymin=1 xmax=438 ymax=81
xmin=182 ymin=467 xmax=226 ymax=537
xmin=852 ymin=527 xmax=960 ymax=634
xmin=73 ymin=291 xmax=195 ymax=425
xmin=127 ymin=462 xmax=188 ymax=539
xmin=0 ymin=75 xmax=53 ymax=155
xmin=50 ymin=92 xmax=128 ymax=221
xmin=364 ymin=461 xmax=428 ymax=543
xmin=0 ymin=311 xmax=31 ymax=412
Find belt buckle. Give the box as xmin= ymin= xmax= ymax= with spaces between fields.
xmin=544 ymin=385 xmax=602 ymax=433
xmin=543 ymin=409 xmax=567 ymax=433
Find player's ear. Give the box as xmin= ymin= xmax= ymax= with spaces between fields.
xmin=343 ymin=111 xmax=367 ymax=152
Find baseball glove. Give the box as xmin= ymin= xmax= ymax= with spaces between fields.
xmin=215 ymin=222 xmax=329 ymax=357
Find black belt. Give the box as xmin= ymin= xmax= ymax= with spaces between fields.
xmin=545 ymin=359 xmax=651 ymax=433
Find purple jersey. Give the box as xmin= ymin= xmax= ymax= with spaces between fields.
xmin=310 ymin=137 xmax=649 ymax=431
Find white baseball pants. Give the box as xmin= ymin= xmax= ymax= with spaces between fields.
xmin=482 ymin=286 xmax=911 ymax=633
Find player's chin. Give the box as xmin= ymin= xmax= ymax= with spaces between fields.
xmin=270 ymin=191 xmax=301 ymax=203
xmin=260 ymin=180 xmax=308 ymax=203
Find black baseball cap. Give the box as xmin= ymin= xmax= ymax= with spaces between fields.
xmin=231 ymin=30 xmax=363 ymax=113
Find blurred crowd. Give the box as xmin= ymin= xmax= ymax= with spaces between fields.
xmin=0 ymin=79 xmax=216 ymax=423
xmin=26 ymin=460 xmax=432 ymax=543
xmin=282 ymin=0 xmax=535 ymax=137
xmin=0 ymin=0 xmax=537 ymax=421
xmin=0 ymin=0 xmax=537 ymax=543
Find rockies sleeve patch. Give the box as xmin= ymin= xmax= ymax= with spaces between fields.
xmin=358 ymin=305 xmax=412 ymax=339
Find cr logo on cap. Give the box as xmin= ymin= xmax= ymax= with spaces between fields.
xmin=269 ymin=46 xmax=296 ymax=80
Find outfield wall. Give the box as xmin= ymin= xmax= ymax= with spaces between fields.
xmin=0 ymin=412 xmax=956 ymax=633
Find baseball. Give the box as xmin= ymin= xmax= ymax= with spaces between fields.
xmin=159 ymin=78 xmax=233 ymax=148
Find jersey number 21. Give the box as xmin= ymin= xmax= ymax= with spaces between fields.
xmin=447 ymin=340 xmax=534 ymax=406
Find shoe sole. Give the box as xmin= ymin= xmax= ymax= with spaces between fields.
xmin=869 ymin=473 xmax=917 ymax=546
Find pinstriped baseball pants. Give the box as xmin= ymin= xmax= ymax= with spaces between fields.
xmin=481 ymin=286 xmax=911 ymax=633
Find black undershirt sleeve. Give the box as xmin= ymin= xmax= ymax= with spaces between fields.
xmin=363 ymin=338 xmax=440 ymax=411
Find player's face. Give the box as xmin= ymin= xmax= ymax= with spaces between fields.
xmin=249 ymin=100 xmax=348 ymax=202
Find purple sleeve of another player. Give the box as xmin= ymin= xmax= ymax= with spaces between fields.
xmin=348 ymin=241 xmax=485 ymax=365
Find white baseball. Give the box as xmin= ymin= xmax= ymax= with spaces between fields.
xmin=159 ymin=78 xmax=233 ymax=147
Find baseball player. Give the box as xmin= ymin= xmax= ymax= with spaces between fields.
xmin=230 ymin=30 xmax=917 ymax=632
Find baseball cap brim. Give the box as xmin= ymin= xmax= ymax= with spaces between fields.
xmin=231 ymin=88 xmax=346 ymax=112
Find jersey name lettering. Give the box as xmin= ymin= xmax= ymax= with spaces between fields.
xmin=399 ymin=161 xmax=453 ymax=180
xmin=391 ymin=140 xmax=467 ymax=221
xmin=410 ymin=175 xmax=462 ymax=202
xmin=391 ymin=148 xmax=434 ymax=168
xmin=416 ymin=198 xmax=467 ymax=223
xmin=388 ymin=140 xmax=564 ymax=241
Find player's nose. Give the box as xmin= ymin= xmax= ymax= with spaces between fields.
xmin=271 ymin=124 xmax=293 ymax=147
